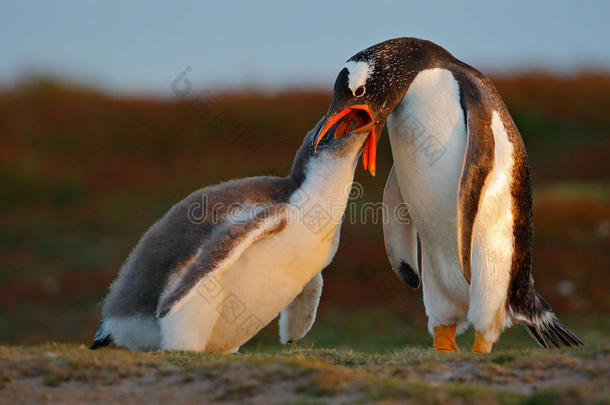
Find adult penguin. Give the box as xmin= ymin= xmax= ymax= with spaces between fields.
xmin=313 ymin=37 xmax=583 ymax=352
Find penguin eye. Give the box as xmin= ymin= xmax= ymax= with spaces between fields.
xmin=353 ymin=85 xmax=365 ymax=97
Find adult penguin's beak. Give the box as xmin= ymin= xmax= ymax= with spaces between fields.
xmin=313 ymin=103 xmax=382 ymax=176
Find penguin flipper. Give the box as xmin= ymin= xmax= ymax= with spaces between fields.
xmin=279 ymin=272 xmax=323 ymax=344
xmin=156 ymin=205 xmax=289 ymax=319
xmin=455 ymin=79 xmax=496 ymax=283
xmin=382 ymin=165 xmax=420 ymax=288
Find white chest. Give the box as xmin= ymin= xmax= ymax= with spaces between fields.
xmin=387 ymin=68 xmax=467 ymax=231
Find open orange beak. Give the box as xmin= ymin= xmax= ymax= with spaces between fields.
xmin=313 ymin=104 xmax=378 ymax=176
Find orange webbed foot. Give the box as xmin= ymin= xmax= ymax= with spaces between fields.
xmin=433 ymin=324 xmax=458 ymax=352
xmin=472 ymin=330 xmax=494 ymax=353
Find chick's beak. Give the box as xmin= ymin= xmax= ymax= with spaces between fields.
xmin=313 ymin=104 xmax=379 ymax=176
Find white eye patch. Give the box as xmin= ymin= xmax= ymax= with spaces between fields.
xmin=342 ymin=60 xmax=373 ymax=94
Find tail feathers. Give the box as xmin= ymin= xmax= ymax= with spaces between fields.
xmin=523 ymin=315 xmax=584 ymax=349
xmin=512 ymin=293 xmax=583 ymax=349
xmin=90 ymin=320 xmax=113 ymax=350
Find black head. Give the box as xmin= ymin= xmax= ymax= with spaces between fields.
xmin=314 ymin=37 xmax=455 ymax=175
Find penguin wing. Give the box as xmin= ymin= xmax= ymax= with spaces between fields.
xmin=456 ymin=79 xmax=496 ymax=283
xmin=382 ymin=165 xmax=421 ymax=288
xmin=157 ymin=204 xmax=289 ymax=318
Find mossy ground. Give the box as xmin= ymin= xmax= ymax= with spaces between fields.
xmin=0 ymin=341 xmax=608 ymax=404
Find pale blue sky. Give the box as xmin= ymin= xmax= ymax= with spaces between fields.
xmin=1 ymin=0 xmax=608 ymax=95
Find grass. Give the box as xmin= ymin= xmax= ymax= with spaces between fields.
xmin=1 ymin=311 xmax=608 ymax=403
xmin=0 ymin=342 xmax=608 ymax=404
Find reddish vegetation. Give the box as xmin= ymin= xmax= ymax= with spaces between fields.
xmin=493 ymin=73 xmax=609 ymax=123
xmin=0 ymin=75 xmax=608 ymax=343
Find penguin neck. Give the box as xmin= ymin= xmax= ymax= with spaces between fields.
xmin=290 ymin=153 xmax=357 ymax=222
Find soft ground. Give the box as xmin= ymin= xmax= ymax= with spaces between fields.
xmin=1 ymin=342 xmax=608 ymax=404
xmin=1 ymin=313 xmax=609 ymax=404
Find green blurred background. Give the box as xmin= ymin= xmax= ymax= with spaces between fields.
xmin=1 ymin=73 xmax=608 ymax=350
